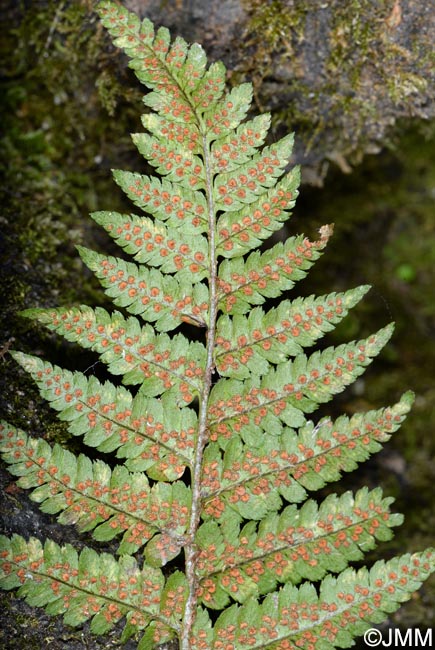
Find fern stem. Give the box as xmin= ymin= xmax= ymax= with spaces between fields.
xmin=181 ymin=133 xmax=219 ymax=650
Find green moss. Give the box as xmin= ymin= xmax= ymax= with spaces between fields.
xmin=245 ymin=0 xmax=307 ymax=55
xmin=0 ymin=1 xmax=144 ymax=345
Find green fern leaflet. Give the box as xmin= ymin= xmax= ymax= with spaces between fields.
xmin=1 ymin=2 xmax=434 ymax=650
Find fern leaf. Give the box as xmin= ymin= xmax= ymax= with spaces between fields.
xmin=202 ymin=83 xmax=253 ymax=142
xmin=215 ymin=286 xmax=370 ymax=379
xmin=0 ymin=534 xmax=183 ymax=643
xmin=132 ymin=131 xmax=205 ymax=190
xmin=91 ymin=211 xmax=208 ymax=279
xmin=195 ymin=487 xmax=402 ymax=608
xmin=11 ymin=352 xmax=196 ymax=479
xmin=213 ymin=134 xmax=295 ymax=213
xmin=99 ymin=0 xmax=231 ymax=138
xmin=22 ymin=307 xmax=205 ymax=401
xmin=217 ymin=231 xmax=331 ymax=314
xmin=209 ymin=325 xmax=394 ymax=444
xmin=196 ymin=549 xmax=435 ymax=650
xmin=217 ymin=169 xmax=300 ymax=259
xmin=2 ymin=3 xmax=433 ymax=648
xmin=99 ymin=4 xmax=195 ymax=124
xmin=136 ymin=114 xmax=203 ymax=158
xmin=112 ymin=170 xmax=208 ymax=232
xmin=78 ymin=247 xmax=209 ymax=331
xmin=210 ymin=114 xmax=271 ymax=175
xmin=188 ymin=59 xmax=226 ymax=108
xmin=0 ymin=424 xmax=190 ymax=559
xmin=201 ymin=394 xmax=412 ymax=520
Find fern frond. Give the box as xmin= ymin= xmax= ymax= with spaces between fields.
xmin=0 ymin=534 xmax=184 ymax=644
xmin=201 ymin=393 xmax=413 ymax=520
xmin=213 ymin=134 xmax=295 ymax=213
xmin=112 ymin=170 xmax=208 ymax=231
xmin=91 ymin=211 xmax=209 ymax=279
xmin=23 ymin=307 xmax=205 ymax=401
xmin=196 ymin=487 xmax=402 ymax=608
xmin=215 ymin=286 xmax=370 ymax=379
xmin=99 ymin=4 xmax=203 ymax=125
xmin=135 ymin=113 xmax=204 ymax=158
xmin=192 ymin=549 xmax=435 ymax=650
xmin=131 ymin=130 xmax=205 ymax=189
xmin=11 ymin=352 xmax=196 ymax=478
xmin=217 ymin=231 xmax=331 ymax=314
xmin=2 ymin=2 xmax=433 ymax=648
xmin=216 ymin=169 xmax=300 ymax=258
xmin=209 ymin=325 xmax=394 ymax=444
xmin=0 ymin=424 xmax=190 ymax=560
xmin=201 ymin=83 xmax=252 ymax=140
xmin=210 ymin=114 xmax=271 ymax=174
xmin=78 ymin=247 xmax=209 ymax=331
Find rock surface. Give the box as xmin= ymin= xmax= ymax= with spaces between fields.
xmin=126 ymin=0 xmax=435 ymax=183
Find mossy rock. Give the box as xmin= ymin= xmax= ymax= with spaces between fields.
xmin=122 ymin=0 xmax=435 ymax=183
